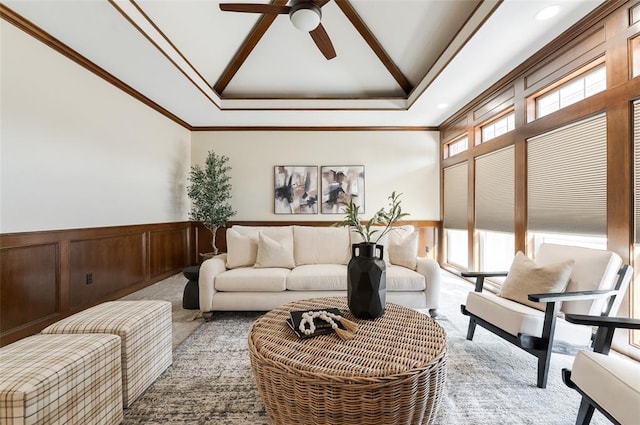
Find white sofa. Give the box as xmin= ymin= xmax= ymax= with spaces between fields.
xmin=198 ymin=225 xmax=441 ymax=318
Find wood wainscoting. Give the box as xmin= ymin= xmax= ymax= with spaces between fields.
xmin=0 ymin=222 xmax=192 ymax=347
xmin=1 ymin=219 xmax=441 ymax=347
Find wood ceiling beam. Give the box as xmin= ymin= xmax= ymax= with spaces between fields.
xmin=334 ymin=0 xmax=412 ymax=95
xmin=214 ymin=0 xmax=289 ymax=95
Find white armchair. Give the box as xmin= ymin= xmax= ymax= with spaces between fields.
xmin=562 ymin=314 xmax=640 ymax=425
xmin=460 ymin=243 xmax=632 ymax=388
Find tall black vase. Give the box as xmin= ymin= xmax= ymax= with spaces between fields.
xmin=347 ymin=242 xmax=387 ymax=319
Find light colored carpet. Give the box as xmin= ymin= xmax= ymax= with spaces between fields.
xmin=121 ymin=271 xmax=609 ymax=424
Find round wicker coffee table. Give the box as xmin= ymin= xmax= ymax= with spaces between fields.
xmin=248 ymin=297 xmax=447 ymax=425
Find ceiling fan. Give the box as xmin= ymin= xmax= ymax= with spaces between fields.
xmin=219 ymin=0 xmax=337 ymax=60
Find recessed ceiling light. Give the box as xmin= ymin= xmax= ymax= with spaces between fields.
xmin=437 ymin=103 xmax=449 ymax=109
xmin=535 ymin=5 xmax=560 ymax=21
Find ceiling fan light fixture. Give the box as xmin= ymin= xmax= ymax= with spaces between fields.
xmin=290 ymin=3 xmax=321 ymax=32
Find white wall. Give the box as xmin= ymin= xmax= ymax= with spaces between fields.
xmin=1 ymin=22 xmax=440 ymax=232
xmin=191 ymin=131 xmax=440 ymax=221
xmin=1 ymin=23 xmax=191 ymax=233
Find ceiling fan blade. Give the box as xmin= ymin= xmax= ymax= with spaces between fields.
xmin=315 ymin=0 xmax=331 ymax=7
xmin=219 ymin=3 xmax=291 ymax=14
xmin=309 ymin=23 xmax=336 ymax=60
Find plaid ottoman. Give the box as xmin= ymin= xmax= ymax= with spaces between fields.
xmin=0 ymin=333 xmax=123 ymax=425
xmin=41 ymin=300 xmax=172 ymax=407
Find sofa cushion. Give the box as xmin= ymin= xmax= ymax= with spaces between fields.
xmin=226 ymin=226 xmax=293 ymax=269
xmin=254 ymin=232 xmax=295 ymax=269
xmin=293 ymin=226 xmax=350 ymax=265
xmin=499 ymin=251 xmax=574 ymax=311
xmin=386 ymin=265 xmax=426 ymax=291
xmin=388 ymin=230 xmax=419 ymax=270
xmin=286 ymin=264 xmax=348 ymax=291
xmin=215 ymin=268 xmax=288 ymax=292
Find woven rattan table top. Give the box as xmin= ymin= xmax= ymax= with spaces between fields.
xmin=248 ymin=297 xmax=447 ymax=383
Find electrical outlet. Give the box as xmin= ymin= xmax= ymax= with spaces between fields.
xmin=86 ymin=272 xmax=93 ymax=285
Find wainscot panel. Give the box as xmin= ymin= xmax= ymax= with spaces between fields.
xmin=150 ymin=227 xmax=190 ymax=278
xmin=69 ymin=233 xmax=146 ymax=310
xmin=0 ymin=222 xmax=192 ymax=347
xmin=0 ymin=243 xmax=58 ymax=334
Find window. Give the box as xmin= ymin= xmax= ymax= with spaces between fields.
xmin=535 ymin=64 xmax=606 ymax=118
xmin=480 ymin=112 xmax=515 ymax=143
xmin=479 ymin=231 xmax=515 ymax=272
xmin=531 ymin=232 xmax=607 ymax=254
xmin=443 ymin=163 xmax=468 ymax=268
xmin=446 ymin=229 xmax=468 ymax=268
xmin=475 ymin=146 xmax=515 ymax=275
xmin=444 ymin=136 xmax=468 ymax=159
xmin=527 ymin=114 xmax=607 ymax=236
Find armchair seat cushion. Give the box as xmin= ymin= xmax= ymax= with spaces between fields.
xmin=571 ymin=350 xmax=640 ymax=425
xmin=465 ymin=291 xmax=592 ymax=346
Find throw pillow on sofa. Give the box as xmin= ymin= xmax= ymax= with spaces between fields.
xmin=388 ymin=230 xmax=419 ymax=270
xmin=349 ymin=225 xmax=414 ymax=265
xmin=226 ymin=228 xmax=257 ymax=269
xmin=254 ymin=232 xmax=295 ymax=269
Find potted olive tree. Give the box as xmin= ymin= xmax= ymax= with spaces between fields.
xmin=334 ymin=191 xmax=409 ymax=318
xmin=187 ymin=151 xmax=236 ymax=258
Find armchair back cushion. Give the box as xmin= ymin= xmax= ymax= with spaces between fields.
xmin=534 ymin=244 xmax=622 ymax=315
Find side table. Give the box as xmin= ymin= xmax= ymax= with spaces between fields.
xmin=182 ymin=265 xmax=200 ymax=310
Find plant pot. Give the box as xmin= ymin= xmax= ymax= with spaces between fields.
xmin=347 ymin=242 xmax=386 ymax=319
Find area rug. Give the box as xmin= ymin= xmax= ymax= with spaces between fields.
xmin=122 ymin=273 xmax=609 ymax=424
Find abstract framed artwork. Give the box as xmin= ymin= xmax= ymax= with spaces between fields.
xmin=274 ymin=166 xmax=318 ymax=214
xmin=321 ymin=165 xmax=365 ymax=214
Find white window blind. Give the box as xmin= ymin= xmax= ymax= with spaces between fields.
xmin=475 ymin=146 xmax=515 ymax=233
xmin=634 ymin=100 xmax=640 ymax=243
xmin=443 ymin=162 xmax=468 ymax=230
xmin=527 ymin=113 xmax=607 ymax=236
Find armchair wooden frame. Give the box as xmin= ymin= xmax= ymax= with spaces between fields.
xmin=562 ymin=314 xmax=640 ymax=425
xmin=460 ymin=264 xmax=632 ymax=388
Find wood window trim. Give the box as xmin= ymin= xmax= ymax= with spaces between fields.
xmin=443 ymin=134 xmax=469 ymax=159
xmin=526 ymin=56 xmax=606 ymax=123
xmin=475 ymin=107 xmax=516 ymax=145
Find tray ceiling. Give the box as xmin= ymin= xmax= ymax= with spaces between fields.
xmin=2 ymin=0 xmax=605 ymax=128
